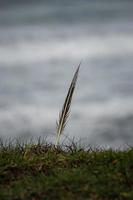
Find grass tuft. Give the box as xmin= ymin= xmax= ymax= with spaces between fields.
xmin=0 ymin=142 xmax=133 ymax=200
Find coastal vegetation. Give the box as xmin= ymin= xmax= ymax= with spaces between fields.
xmin=0 ymin=141 xmax=133 ymax=200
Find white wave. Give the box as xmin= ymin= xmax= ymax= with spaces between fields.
xmin=71 ymin=98 xmax=133 ymax=132
xmin=0 ymin=105 xmax=58 ymax=137
xmin=0 ymin=33 xmax=133 ymax=66
xmin=0 ymin=98 xmax=133 ymax=143
xmin=74 ymin=98 xmax=133 ymax=119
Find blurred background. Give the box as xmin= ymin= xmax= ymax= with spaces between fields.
xmin=0 ymin=0 xmax=133 ymax=148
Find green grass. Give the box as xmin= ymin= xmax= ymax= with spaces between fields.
xmin=0 ymin=141 xmax=133 ymax=200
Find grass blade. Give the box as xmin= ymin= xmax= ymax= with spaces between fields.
xmin=56 ymin=64 xmax=80 ymax=146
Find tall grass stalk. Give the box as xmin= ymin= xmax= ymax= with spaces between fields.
xmin=56 ymin=64 xmax=80 ymax=146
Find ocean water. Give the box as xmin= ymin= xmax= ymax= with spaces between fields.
xmin=0 ymin=0 xmax=133 ymax=148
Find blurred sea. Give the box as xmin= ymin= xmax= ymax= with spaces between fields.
xmin=0 ymin=0 xmax=133 ymax=148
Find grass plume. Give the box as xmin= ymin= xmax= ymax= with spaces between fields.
xmin=56 ymin=64 xmax=80 ymax=146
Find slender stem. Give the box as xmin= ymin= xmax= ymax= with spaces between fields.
xmin=56 ymin=133 xmax=60 ymax=147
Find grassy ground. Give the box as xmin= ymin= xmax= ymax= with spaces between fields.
xmin=0 ymin=141 xmax=133 ymax=200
